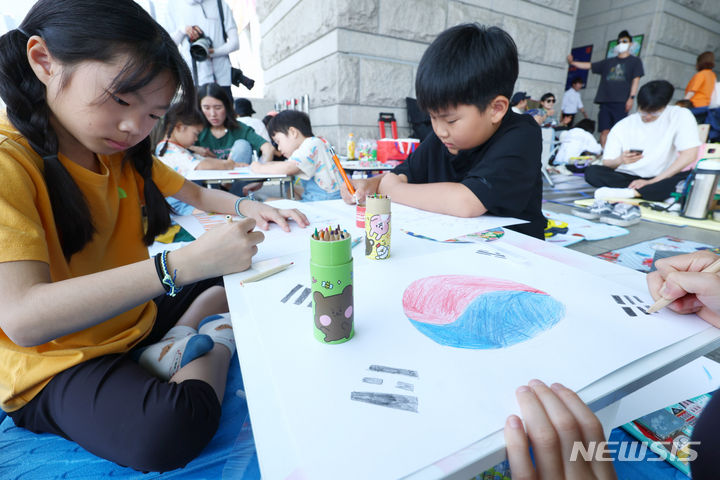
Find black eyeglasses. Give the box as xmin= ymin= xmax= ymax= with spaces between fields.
xmin=544 ymin=99 xmax=556 ymax=103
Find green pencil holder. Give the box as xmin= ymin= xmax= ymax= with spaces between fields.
xmin=310 ymin=236 xmax=354 ymax=344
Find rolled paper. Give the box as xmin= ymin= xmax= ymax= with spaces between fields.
xmin=310 ymin=233 xmax=354 ymax=344
xmin=364 ymin=195 xmax=391 ymax=260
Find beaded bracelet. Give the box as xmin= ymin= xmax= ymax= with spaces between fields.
xmin=153 ymin=250 xmax=183 ymax=297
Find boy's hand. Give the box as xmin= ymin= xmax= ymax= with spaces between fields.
xmin=340 ymin=175 xmax=382 ymax=204
xmin=567 ymin=54 xmax=574 ymax=64
xmin=505 ymin=380 xmax=616 ymax=480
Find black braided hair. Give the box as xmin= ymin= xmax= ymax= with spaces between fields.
xmin=0 ymin=0 xmax=197 ymax=257
xmin=156 ymin=104 xmax=206 ymax=157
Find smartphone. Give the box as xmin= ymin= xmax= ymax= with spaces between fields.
xmin=629 ymin=149 xmax=644 ymax=154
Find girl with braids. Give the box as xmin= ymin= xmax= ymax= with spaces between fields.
xmin=0 ymin=0 xmax=307 ymax=472
xmin=155 ymin=104 xmax=236 ymax=214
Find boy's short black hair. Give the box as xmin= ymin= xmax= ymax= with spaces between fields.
xmin=571 ymin=76 xmax=584 ymax=85
xmin=575 ymin=118 xmax=595 ymax=134
xmin=415 ymin=23 xmax=518 ymax=113
xmin=267 ymin=110 xmax=314 ymax=138
xmin=618 ymin=30 xmax=632 ymax=41
xmin=636 ymin=80 xmax=673 ymax=112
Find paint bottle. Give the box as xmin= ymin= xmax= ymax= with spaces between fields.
xmin=310 ymin=230 xmax=354 ymax=344
xmin=347 ymin=133 xmax=356 ymax=160
xmin=364 ymin=195 xmax=391 ymax=260
xmin=355 ymin=201 xmax=366 ymax=228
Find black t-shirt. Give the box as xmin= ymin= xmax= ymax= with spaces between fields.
xmin=392 ymin=110 xmax=545 ymax=239
xmin=591 ymin=56 xmax=644 ymax=104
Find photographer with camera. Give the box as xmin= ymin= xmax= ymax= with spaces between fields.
xmin=167 ymin=0 xmax=248 ymax=99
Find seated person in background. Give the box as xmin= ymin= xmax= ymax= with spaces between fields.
xmin=505 ymin=250 xmax=720 ymax=480
xmin=527 ymin=92 xmax=559 ymax=127
xmin=685 ymin=51 xmax=716 ymax=108
xmin=234 ymin=98 xmax=271 ymax=143
xmin=154 ymin=104 xmax=236 ymax=214
xmin=196 ymin=83 xmax=273 ymax=196
xmin=510 ymin=91 xmax=530 ymax=114
xmin=585 ymin=80 xmax=700 ymax=202
xmin=250 ymin=110 xmax=343 ymax=202
xmin=561 ymin=76 xmax=588 ymax=126
xmin=553 ymin=119 xmax=602 ymax=166
xmin=340 ymin=23 xmax=546 ymax=240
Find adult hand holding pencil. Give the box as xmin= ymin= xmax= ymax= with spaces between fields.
xmin=646 ymin=251 xmax=720 ymax=326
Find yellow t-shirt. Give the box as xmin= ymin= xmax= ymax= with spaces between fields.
xmin=685 ymin=69 xmax=717 ymax=108
xmin=0 ymin=117 xmax=186 ymax=412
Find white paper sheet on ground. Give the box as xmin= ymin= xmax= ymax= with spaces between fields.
xmin=391 ymin=202 xmax=526 ymax=241
xmin=595 ymin=356 xmax=720 ymax=431
xmin=235 ymin=241 xmax=709 ymax=479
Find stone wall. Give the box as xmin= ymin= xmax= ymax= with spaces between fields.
xmin=259 ymin=0 xmax=580 ymax=153
xmin=571 ymin=0 xmax=720 ymax=124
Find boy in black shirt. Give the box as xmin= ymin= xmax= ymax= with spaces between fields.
xmin=341 ymin=23 xmax=545 ymax=240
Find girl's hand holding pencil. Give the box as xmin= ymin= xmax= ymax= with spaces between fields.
xmin=179 ymin=217 xmax=264 ymax=279
xmin=646 ymin=251 xmax=720 ymax=326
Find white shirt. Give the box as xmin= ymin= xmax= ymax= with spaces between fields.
xmin=554 ymin=128 xmax=602 ymax=165
xmin=604 ymin=106 xmax=700 ymax=178
xmin=511 ymin=106 xmax=524 ymax=114
xmin=238 ymin=116 xmax=270 ymax=143
xmin=165 ymin=0 xmax=239 ymax=86
xmin=561 ymin=88 xmax=583 ymax=114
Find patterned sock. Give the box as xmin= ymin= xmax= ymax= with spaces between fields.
xmin=198 ymin=313 xmax=236 ymax=356
xmin=137 ymin=333 xmax=214 ymax=381
xmin=161 ymin=325 xmax=197 ymax=341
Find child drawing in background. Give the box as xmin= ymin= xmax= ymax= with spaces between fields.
xmin=250 ymin=110 xmax=343 ymax=201
xmin=0 ymin=0 xmax=307 ymax=473
xmin=155 ymin=104 xmax=236 ymax=214
xmin=340 ymin=24 xmax=546 ymax=239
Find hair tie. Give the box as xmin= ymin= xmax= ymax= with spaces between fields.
xmin=16 ymin=27 xmax=31 ymax=37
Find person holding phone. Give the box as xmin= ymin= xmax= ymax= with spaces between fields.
xmin=584 ymin=80 xmax=700 ymax=203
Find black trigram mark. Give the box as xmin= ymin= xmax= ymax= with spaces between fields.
xmin=612 ymin=295 xmax=651 ymax=317
xmin=475 ymin=249 xmax=506 ymax=259
xmin=281 ymin=284 xmax=312 ymax=307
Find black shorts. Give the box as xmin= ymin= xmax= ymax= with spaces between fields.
xmin=597 ymin=102 xmax=627 ymax=132
xmin=8 ymin=277 xmax=225 ymax=473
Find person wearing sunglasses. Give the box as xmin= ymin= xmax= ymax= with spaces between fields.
xmin=527 ymin=93 xmax=559 ymax=127
xmin=567 ymin=30 xmax=644 ymax=147
xmin=584 ymin=80 xmax=700 ymax=204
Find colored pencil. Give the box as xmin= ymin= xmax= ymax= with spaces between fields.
xmin=240 ymin=262 xmax=294 ymax=285
xmin=351 ymin=237 xmax=362 ymax=248
xmin=647 ymin=257 xmax=720 ymax=313
xmin=321 ymin=138 xmax=356 ymax=196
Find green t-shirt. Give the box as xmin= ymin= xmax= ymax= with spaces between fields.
xmin=196 ymin=123 xmax=267 ymax=159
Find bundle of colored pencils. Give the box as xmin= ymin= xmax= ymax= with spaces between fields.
xmin=312 ymin=225 xmax=350 ymax=241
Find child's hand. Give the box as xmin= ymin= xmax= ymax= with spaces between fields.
xmin=189 ymin=145 xmax=214 ymax=157
xmin=181 ymin=217 xmax=264 ymax=278
xmin=505 ymin=380 xmax=616 ymax=480
xmin=647 ymin=251 xmax=720 ymax=327
xmin=341 ymin=175 xmax=382 ymax=204
xmin=242 ymin=202 xmax=309 ymax=232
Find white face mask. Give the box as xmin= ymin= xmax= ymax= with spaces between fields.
xmin=615 ymin=42 xmax=630 ymax=54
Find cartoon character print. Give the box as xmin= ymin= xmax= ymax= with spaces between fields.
xmin=365 ymin=236 xmax=375 ymax=256
xmin=375 ymin=244 xmax=389 ymax=260
xmin=368 ymin=214 xmax=390 ymax=240
xmin=313 ymin=284 xmax=354 ymax=342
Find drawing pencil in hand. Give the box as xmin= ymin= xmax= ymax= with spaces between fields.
xmin=240 ymin=262 xmax=294 ymax=285
xmin=647 ymin=257 xmax=720 ymax=313
xmin=321 ymin=138 xmax=355 ymax=196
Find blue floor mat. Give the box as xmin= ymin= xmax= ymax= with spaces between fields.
xmin=610 ymin=428 xmax=689 ymax=480
xmin=0 ymin=353 xmax=261 ymax=480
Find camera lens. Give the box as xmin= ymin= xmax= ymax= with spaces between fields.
xmin=190 ymin=36 xmax=212 ymax=62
